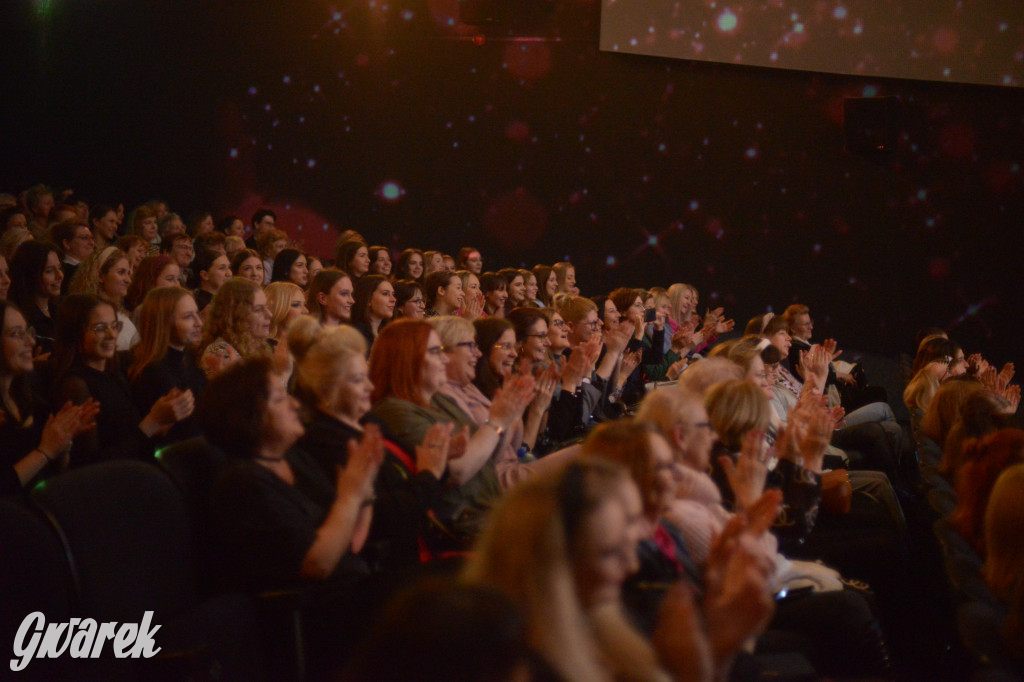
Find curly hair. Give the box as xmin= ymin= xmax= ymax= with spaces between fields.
xmin=69 ymin=246 xmax=128 ymax=305
xmin=199 ymin=276 xmax=270 ymax=359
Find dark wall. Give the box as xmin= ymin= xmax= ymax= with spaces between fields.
xmin=2 ymin=0 xmax=1022 ymax=360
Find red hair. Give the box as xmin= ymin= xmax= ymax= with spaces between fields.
xmin=369 ymin=318 xmax=434 ymax=406
xmin=950 ymin=429 xmax=1024 ymax=553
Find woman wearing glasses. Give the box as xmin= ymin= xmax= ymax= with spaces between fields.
xmin=1 ymin=300 xmax=98 ymax=494
xmin=51 ymin=294 xmax=194 ymax=468
xmin=369 ymin=318 xmax=534 ymax=543
xmin=198 ymin=277 xmax=272 ymax=378
xmin=433 ymin=316 xmax=569 ymax=492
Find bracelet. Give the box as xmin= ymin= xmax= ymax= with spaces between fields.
xmin=36 ymin=448 xmax=56 ymax=463
xmin=483 ymin=419 xmax=505 ymax=436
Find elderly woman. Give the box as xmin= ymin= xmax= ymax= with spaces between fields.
xmin=202 ymin=356 xmax=382 ymax=672
xmin=290 ymin=317 xmax=452 ymax=570
xmin=432 ymin=316 xmax=569 ymax=491
xmin=369 ymin=318 xmax=535 ymax=542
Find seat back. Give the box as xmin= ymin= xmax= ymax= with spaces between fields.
xmin=0 ymin=497 xmax=78 ymax=681
xmin=31 ymin=460 xmax=198 ymax=623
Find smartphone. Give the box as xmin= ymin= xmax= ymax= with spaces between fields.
xmin=644 ymin=308 xmax=657 ymax=323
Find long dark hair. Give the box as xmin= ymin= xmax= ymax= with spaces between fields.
xmin=9 ymin=240 xmax=61 ymax=313
xmin=351 ymin=274 xmax=389 ymax=325
xmin=0 ymin=300 xmax=34 ymax=422
xmin=473 ymin=317 xmax=514 ymax=400
xmin=52 ymin=294 xmax=118 ymax=384
xmin=271 ymin=248 xmax=304 ymax=284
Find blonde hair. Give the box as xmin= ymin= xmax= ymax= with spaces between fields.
xmin=129 ymin=286 xmax=192 ymax=381
xmin=921 ymin=378 xmax=985 ymax=450
xmin=666 ymin=283 xmax=696 ymax=324
xmin=635 ymin=387 xmax=704 ymax=446
xmin=463 ymin=462 xmax=662 ymax=682
xmin=678 ymin=356 xmax=744 ymax=396
xmin=555 ymin=295 xmax=597 ymax=326
xmin=705 ymin=379 xmax=771 ymax=451
xmin=290 ymin=316 xmax=367 ymax=411
xmin=264 ymin=281 xmax=304 ymax=338
xmin=552 ymin=262 xmax=575 ymax=293
xmin=428 ymin=315 xmax=474 ymax=347
xmin=902 ymin=365 xmax=940 ymax=413
xmin=0 ymin=228 xmax=32 ymax=260
xmin=199 ymin=277 xmax=270 ymax=359
xmin=726 ymin=335 xmax=767 ymax=373
xmin=69 ymin=246 xmax=128 ymax=305
xmin=983 ymin=464 xmax=1024 ymax=651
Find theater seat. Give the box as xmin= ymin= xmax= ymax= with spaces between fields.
xmin=30 ymin=460 xmax=262 ymax=681
xmin=0 ymin=497 xmax=79 ymax=682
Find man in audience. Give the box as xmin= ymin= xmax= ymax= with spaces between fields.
xmin=52 ymin=219 xmax=95 ymax=293
xmin=245 ymin=208 xmax=277 ymax=250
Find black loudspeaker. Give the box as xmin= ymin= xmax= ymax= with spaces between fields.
xmin=844 ymin=97 xmax=903 ymax=154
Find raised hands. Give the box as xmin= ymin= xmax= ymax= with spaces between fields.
xmin=718 ymin=430 xmax=768 ymax=511
xmin=414 ymin=422 xmax=453 ymax=479
xmin=779 ymin=393 xmax=835 ymax=473
xmin=701 ymin=491 xmax=780 ymax=670
xmin=967 ymin=353 xmax=990 ymax=376
xmin=338 ymin=423 xmax=385 ymax=502
xmin=665 ymin=357 xmax=689 ymax=381
xmin=488 ymin=373 xmax=537 ymax=428
xmin=700 ymin=307 xmax=735 ymax=337
xmin=40 ymin=399 xmax=101 ymax=461
xmin=461 ymin=291 xmax=485 ymax=322
xmin=530 ymin=364 xmax=559 ymax=416
xmin=603 ymin=320 xmax=634 ymax=355
xmin=797 ymin=344 xmax=830 ymax=393
xmin=617 ymin=349 xmax=642 ymax=383
xmin=151 ymin=387 xmax=195 ymax=425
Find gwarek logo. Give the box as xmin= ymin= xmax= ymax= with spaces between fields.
xmin=10 ymin=611 xmax=161 ymax=672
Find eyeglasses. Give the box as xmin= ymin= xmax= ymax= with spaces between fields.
xmin=586 ymin=320 xmax=602 ymax=329
xmin=493 ymin=342 xmax=515 ymax=351
xmin=3 ymin=327 xmax=36 ymax=342
xmin=444 ymin=341 xmax=478 ymax=352
xmin=408 ymin=297 xmax=425 ymax=306
xmin=89 ymin=320 xmax=124 ymax=335
xmin=425 ymin=345 xmax=445 ymax=356
xmin=551 ymin=319 xmax=567 ymax=329
xmin=682 ymin=421 xmax=713 ymax=431
xmin=523 ymin=332 xmax=549 ymax=340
